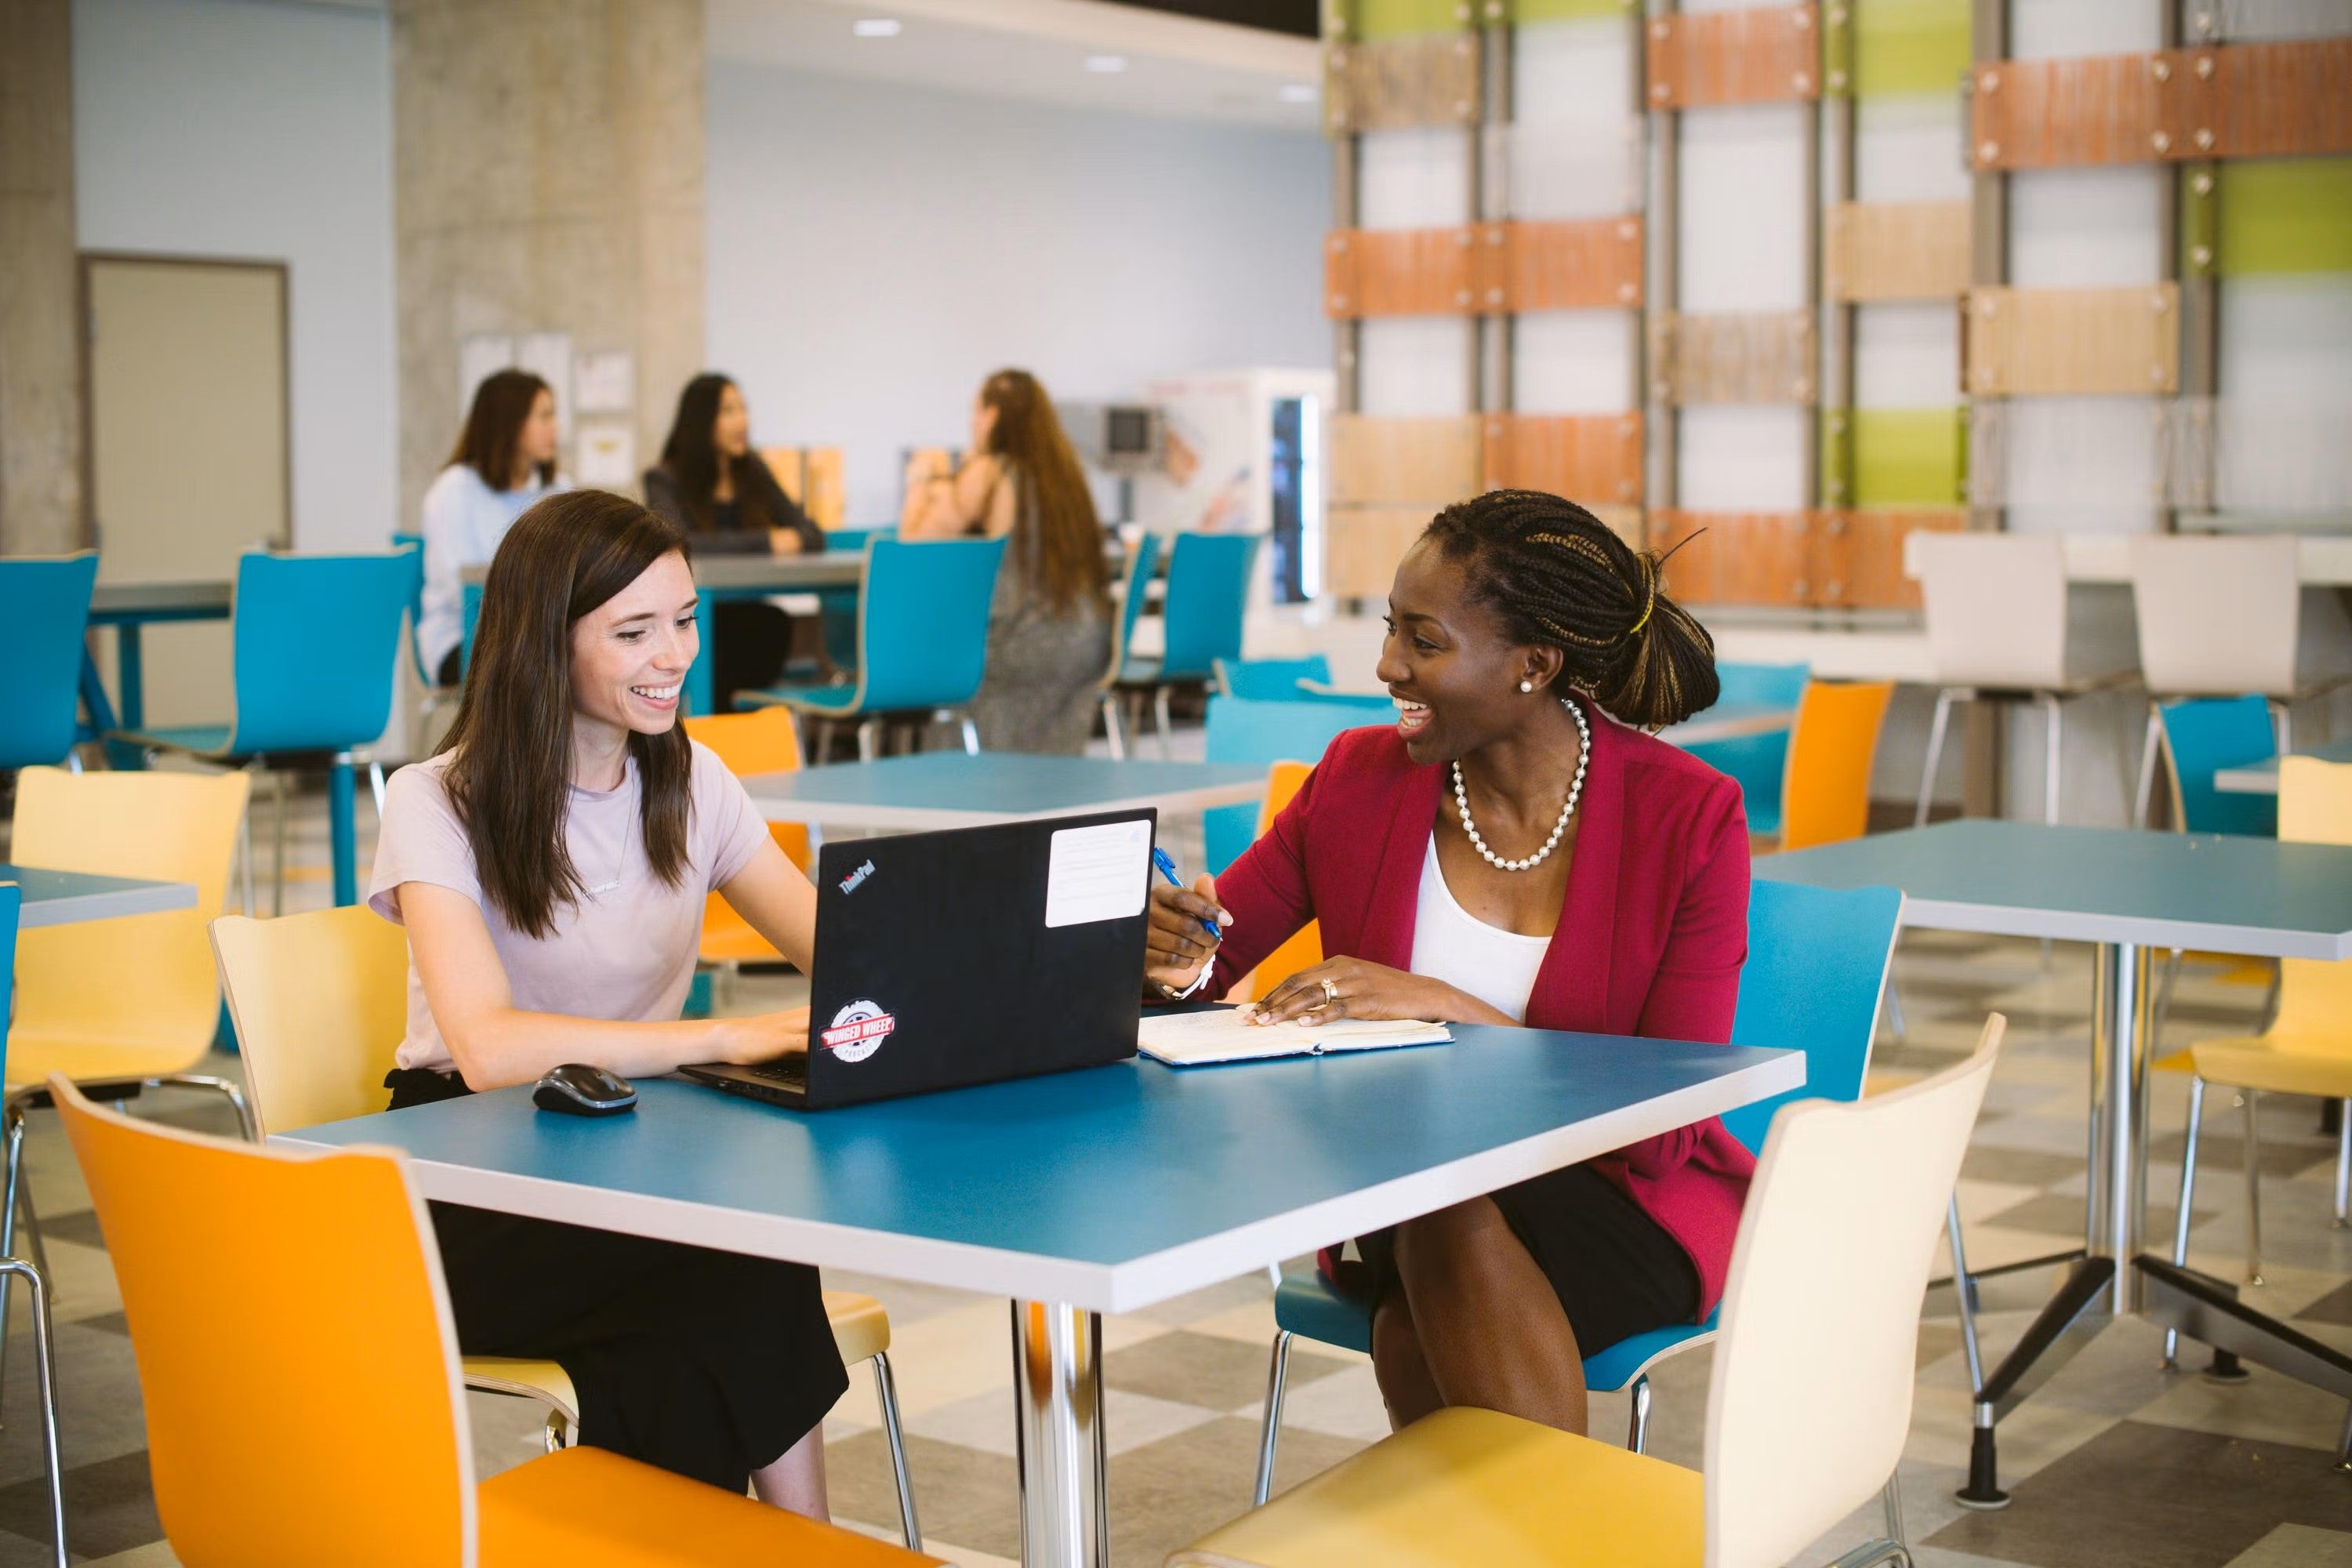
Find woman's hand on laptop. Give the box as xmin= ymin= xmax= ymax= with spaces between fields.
xmin=1145 ymin=876 xmax=1228 ymax=994
xmin=715 ymin=1007 xmax=812 ymax=1065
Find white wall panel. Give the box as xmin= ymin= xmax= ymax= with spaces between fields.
xmin=1675 ymin=407 xmax=1808 ymax=510
xmin=1358 ymin=317 xmax=1473 ymax=416
xmin=1678 ymin=104 xmax=1809 ymax=311
xmin=1512 ymin=311 xmax=1636 ymax=413
xmin=1356 ymin=127 xmax=1473 ymax=230
xmin=1854 ymin=303 xmax=1962 ymax=408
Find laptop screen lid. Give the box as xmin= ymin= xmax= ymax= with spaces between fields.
xmin=801 ymin=809 xmax=1154 ymax=1107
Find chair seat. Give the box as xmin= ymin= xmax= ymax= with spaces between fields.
xmin=1274 ymin=1268 xmax=1372 ymax=1355
xmin=1929 ymin=672 xmax=2136 ymax=701
xmin=109 ymin=724 xmax=234 ymax=759
xmin=478 ymin=1443 xmax=944 ymax=1566
xmin=5 ymin=1028 xmax=210 ymax=1090
xmin=464 ymin=1356 xmax=578 ymax=1421
xmin=735 ymin=682 xmax=863 ymax=716
xmin=2190 ymin=1033 xmax=2352 ymax=1099
xmin=1579 ymin=1312 xmax=1719 ymax=1394
xmin=825 ymin=1289 xmax=891 ymax=1367
xmin=1113 ymin=659 xmax=1162 ymax=688
xmin=1171 ymin=1405 xmax=1701 ymax=1568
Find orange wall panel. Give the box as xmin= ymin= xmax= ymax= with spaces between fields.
xmin=1325 ymin=227 xmax=1476 ymax=318
xmin=1646 ymin=5 xmax=1822 ymax=111
xmin=1482 ymin=413 xmax=1643 ymax=508
xmin=1824 ymin=202 xmax=1971 ymax=302
xmin=1478 ymin=218 xmax=1644 ymax=311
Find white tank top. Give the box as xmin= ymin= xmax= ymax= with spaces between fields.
xmin=1407 ymin=837 xmax=1552 ymax=1025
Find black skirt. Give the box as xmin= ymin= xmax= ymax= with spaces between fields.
xmin=1356 ymin=1163 xmax=1700 ymax=1358
xmin=386 ymin=1069 xmax=848 ymax=1492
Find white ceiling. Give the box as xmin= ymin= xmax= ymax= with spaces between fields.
xmin=706 ymin=0 xmax=1326 ymax=130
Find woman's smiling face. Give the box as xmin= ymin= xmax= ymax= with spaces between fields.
xmin=1375 ymin=538 xmax=1558 ymax=764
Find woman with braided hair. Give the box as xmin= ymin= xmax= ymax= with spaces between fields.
xmin=1144 ymin=488 xmax=1749 ymax=1437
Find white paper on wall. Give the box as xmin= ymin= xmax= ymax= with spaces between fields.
xmin=575 ymin=420 xmax=637 ymax=490
xmin=458 ymin=333 xmax=515 ymax=412
xmin=574 ymin=350 xmax=635 ymax=416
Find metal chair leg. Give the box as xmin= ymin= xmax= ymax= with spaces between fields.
xmin=152 ymin=1074 xmax=257 ymax=1142
xmin=368 ymin=757 xmax=388 ymax=818
xmin=270 ymin=768 xmax=290 ymax=918
xmin=0 ymin=1102 xmax=25 ymax=1410
xmin=871 ymin=1350 xmax=923 ymax=1549
xmin=960 ymin=714 xmax=980 ymax=755
xmin=2335 ymin=1098 xmax=2350 ymax=1229
xmin=1882 ymin=1468 xmax=1907 ymax=1548
xmin=2133 ymin=701 xmax=2165 ymax=828
xmin=857 ymin=719 xmax=880 ymax=762
xmin=1948 ymin=1196 xmax=1986 ymax=1395
xmin=0 ymin=1259 xmax=67 ymax=1567
xmin=1254 ymin=1330 xmax=1294 ymax=1508
xmin=542 ymin=1409 xmax=570 ymax=1454
xmin=1915 ymin=688 xmax=1957 ymax=827
xmin=1152 ymin=686 xmax=1175 ymax=760
xmin=2042 ymin=694 xmax=2064 ymax=827
xmin=2241 ymin=1090 xmax=2264 ymax=1286
xmin=2165 ymin=1076 xmax=2207 ymax=1367
xmin=1101 ymin=692 xmax=1126 ymax=760
xmin=1626 ymin=1372 xmax=1653 ymax=1454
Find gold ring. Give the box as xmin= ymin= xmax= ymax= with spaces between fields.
xmin=1319 ymin=977 xmax=1339 ymax=1005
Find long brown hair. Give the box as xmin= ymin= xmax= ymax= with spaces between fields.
xmin=446 ymin=369 xmax=556 ymax=493
xmin=658 ymin=372 xmax=771 ymax=532
xmin=1423 ymin=489 xmax=1719 ymax=730
xmin=437 ymin=491 xmax=695 ymax=938
xmin=978 ymin=368 xmax=1106 ymax=614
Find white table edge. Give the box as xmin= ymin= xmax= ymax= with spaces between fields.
xmin=1659 ymin=710 xmax=1795 ymax=748
xmin=16 ymin=881 xmax=197 ymax=928
xmin=272 ymin=1048 xmax=1803 ymax=1317
xmin=1894 ymin=894 xmax=2352 ymax=962
xmin=745 ymin=780 xmax=1269 ymax=830
xmin=2210 ymin=764 xmax=2279 ymax=796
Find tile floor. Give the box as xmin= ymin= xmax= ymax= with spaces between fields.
xmin=4 ymin=771 xmax=2350 ymax=1566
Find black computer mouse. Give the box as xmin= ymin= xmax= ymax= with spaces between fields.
xmin=532 ymin=1063 xmax=638 ymax=1116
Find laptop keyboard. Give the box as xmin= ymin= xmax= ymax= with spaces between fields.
xmin=750 ymin=1054 xmax=808 ymax=1090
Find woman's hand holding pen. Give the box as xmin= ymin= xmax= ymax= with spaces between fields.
xmin=1145 ymin=876 xmax=1229 ymax=993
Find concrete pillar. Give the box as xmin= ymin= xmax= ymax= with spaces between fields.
xmin=391 ymin=0 xmax=706 ymax=526
xmin=0 ymin=0 xmax=85 ymax=555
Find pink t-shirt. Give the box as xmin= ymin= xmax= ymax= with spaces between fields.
xmin=368 ymin=742 xmax=771 ymax=1073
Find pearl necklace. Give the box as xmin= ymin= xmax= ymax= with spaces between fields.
xmin=1451 ymin=698 xmax=1590 ymax=873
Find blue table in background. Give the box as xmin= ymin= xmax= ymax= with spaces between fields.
xmin=0 ymin=865 xmax=195 ymax=927
xmin=744 ymin=752 xmax=1271 ymax=833
xmin=2213 ymin=735 xmax=2352 ymax=796
xmin=77 ymin=579 xmax=234 ymax=746
xmin=1759 ymin=819 xmax=2352 ymax=1504
xmin=282 ymin=1025 xmax=1799 ymax=1567
xmin=1294 ymin=692 xmax=1794 ymax=750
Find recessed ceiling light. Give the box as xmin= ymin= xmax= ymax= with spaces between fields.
xmin=853 ymin=17 xmax=901 ymax=38
xmin=1085 ymin=54 xmax=1128 ymax=73
xmin=1278 ymin=82 xmax=1316 ymax=103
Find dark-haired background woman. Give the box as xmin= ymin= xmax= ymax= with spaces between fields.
xmin=1145 ymin=491 xmax=1749 ymax=1440
xmin=372 ymin=491 xmax=841 ymax=1514
xmin=417 ymin=368 xmax=566 ymax=688
xmin=644 ymin=374 xmax=825 ymax=712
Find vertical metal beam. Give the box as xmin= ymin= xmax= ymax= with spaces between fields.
xmin=1483 ymin=0 xmax=1514 ymax=416
xmin=1333 ymin=133 xmax=1361 ymax=415
xmin=1961 ymin=0 xmax=2013 ymax=819
xmin=2176 ymin=1 xmax=2220 ymax=529
xmin=1644 ymin=1 xmax=1679 ymax=517
xmin=1824 ymin=5 xmax=1859 ymax=518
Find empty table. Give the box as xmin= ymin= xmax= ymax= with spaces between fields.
xmin=745 ymin=753 xmax=1270 ymax=833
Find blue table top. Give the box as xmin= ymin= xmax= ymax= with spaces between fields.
xmin=1757 ymin=820 xmax=2352 ymax=959
xmin=743 ymin=752 xmax=1272 ymax=830
xmin=0 ymin=864 xmax=198 ymax=928
xmin=283 ymin=1026 xmax=1799 ymax=1312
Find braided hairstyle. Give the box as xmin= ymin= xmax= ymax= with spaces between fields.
xmin=1421 ymin=489 xmax=1717 ymax=730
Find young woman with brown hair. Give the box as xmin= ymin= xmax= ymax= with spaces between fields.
xmin=416 ymin=368 xmax=565 ymax=688
xmin=369 ymin=490 xmax=843 ymax=1513
xmin=900 ymin=368 xmax=1111 ymax=753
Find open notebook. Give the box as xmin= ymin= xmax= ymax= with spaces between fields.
xmin=1138 ymin=1007 xmax=1452 ymax=1068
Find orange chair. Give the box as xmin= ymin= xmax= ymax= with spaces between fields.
xmin=52 ymin=1074 xmax=944 ymax=1568
xmin=1230 ymin=761 xmax=1321 ymax=1004
xmin=1773 ymin=680 xmax=1896 ymax=852
xmin=684 ymin=710 xmax=811 ymax=987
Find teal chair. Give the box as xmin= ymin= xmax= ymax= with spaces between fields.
xmin=1250 ymin=879 xmax=1907 ymax=1503
xmin=813 ymin=528 xmax=893 ymax=677
xmin=107 ymin=547 xmax=416 ymax=912
xmin=1203 ymin=696 xmax=1377 ymax=875
xmin=2156 ymin=695 xmax=2278 ymax=839
xmin=1679 ymin=661 xmax=1809 ymax=838
xmin=735 ymin=536 xmax=1006 ymax=759
xmin=0 ymin=882 xmax=67 ymax=1567
xmin=1116 ymin=532 xmax=1263 ymax=757
xmin=1095 ymin=533 xmax=1163 ymax=759
xmin=2 ymin=552 xmax=100 ymax=772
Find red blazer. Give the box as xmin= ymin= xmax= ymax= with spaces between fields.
xmin=1208 ymin=700 xmax=1755 ymax=1316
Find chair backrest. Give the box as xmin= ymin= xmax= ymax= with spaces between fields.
xmin=1717 ymin=880 xmax=1904 ymax=1152
xmin=2158 ymin=695 xmax=2278 ymax=837
xmin=0 ymin=882 xmax=20 ymax=1054
xmin=1704 ymin=1018 xmax=2002 ymax=1568
xmin=55 ymin=1079 xmax=475 ymax=1566
xmin=1102 ymin=532 xmax=1163 ymax=691
xmin=1202 ymin=695 xmax=1373 ymax=873
xmin=1213 ymin=655 xmax=1332 ymax=701
xmin=1917 ymin=533 xmax=2068 ymax=690
xmin=1230 ymin=760 xmax=1324 ymax=1004
xmin=1679 ymin=661 xmax=1809 ymax=828
xmin=685 ymin=707 xmax=811 ymax=871
xmin=211 ymin=906 xmax=409 ymax=1139
xmin=0 ymin=551 xmax=99 ymax=771
xmin=824 ymin=527 xmax=893 ymax=554
xmin=391 ymin=532 xmax=435 ymax=688
xmin=2129 ymin=534 xmax=2301 ymax=698
xmin=1777 ymin=681 xmax=1894 ymax=851
xmin=1158 ymin=533 xmax=1263 ymax=681
xmin=13 ymin=767 xmax=251 ymax=1059
xmin=2273 ymin=758 xmax=2352 ymax=1043
xmin=851 ymin=536 xmax=1007 ymax=713
xmin=227 ymin=547 xmax=419 ymax=755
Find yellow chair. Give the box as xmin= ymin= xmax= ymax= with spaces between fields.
xmin=210 ymin=905 xmax=923 ymax=1546
xmin=2167 ymin=758 xmax=2352 ymax=1312
xmin=50 ymin=1074 xmax=944 ymax=1568
xmin=1229 ymin=761 xmax=1320 ymax=1005
xmin=684 ymin=710 xmax=812 ymax=998
xmin=1773 ymin=681 xmax=1895 ymax=853
xmin=1 ymin=768 xmax=253 ymax=1370
xmin=1166 ymin=1018 xmax=2003 ymax=1568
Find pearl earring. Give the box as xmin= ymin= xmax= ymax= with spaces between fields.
xmin=1519 ymin=679 xmax=1534 ymax=693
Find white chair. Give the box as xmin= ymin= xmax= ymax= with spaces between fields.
xmin=1912 ymin=533 xmax=2133 ymax=827
xmin=2129 ymin=535 xmax=2340 ymax=826
xmin=1167 ymin=1017 xmax=2005 ymax=1568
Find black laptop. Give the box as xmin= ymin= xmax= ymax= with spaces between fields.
xmin=677 ymin=809 xmax=1155 ymax=1109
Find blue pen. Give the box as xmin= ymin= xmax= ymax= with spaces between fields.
xmin=1151 ymin=847 xmax=1225 ymax=943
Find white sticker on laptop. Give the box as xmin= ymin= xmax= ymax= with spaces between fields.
xmin=1044 ymin=818 xmax=1151 ymax=928
xmin=822 ymin=999 xmax=895 ymax=1062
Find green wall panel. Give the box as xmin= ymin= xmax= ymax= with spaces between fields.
xmin=1838 ymin=0 xmax=1971 ymax=100
xmin=1506 ymin=0 xmax=1634 ymax=21
xmin=1346 ymin=0 xmax=1474 ymax=39
xmin=1824 ymin=408 xmax=1968 ymax=507
xmin=2213 ymin=159 xmax=2352 ymax=276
